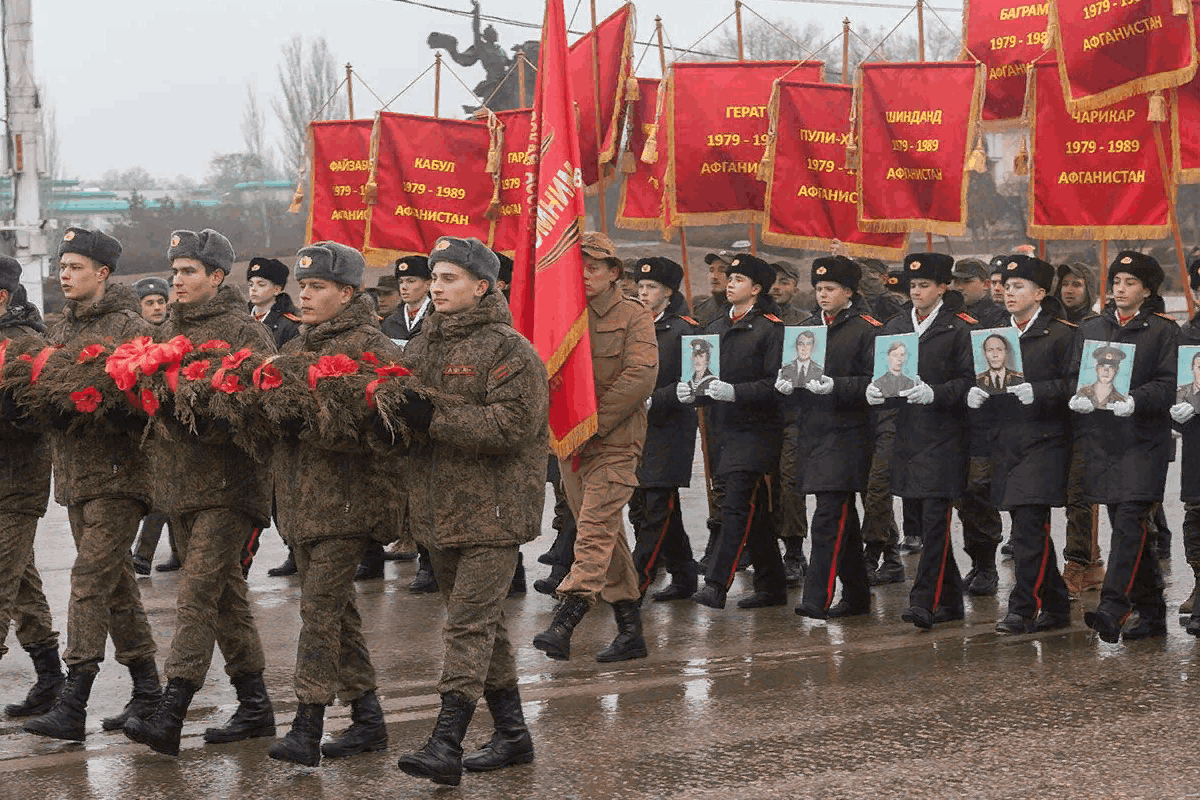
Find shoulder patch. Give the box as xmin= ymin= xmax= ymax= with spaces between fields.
xmin=1156 ymin=312 xmax=1178 ymax=323
xmin=1056 ymin=318 xmax=1078 ymax=328
xmin=763 ymin=313 xmax=783 ymax=323
xmin=680 ymin=315 xmax=699 ymax=326
xmin=284 ymin=312 xmax=302 ymax=323
xmin=860 ymin=314 xmax=882 ymax=327
xmin=956 ymin=312 xmax=978 ymax=324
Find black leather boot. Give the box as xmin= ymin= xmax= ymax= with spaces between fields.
xmin=23 ymin=663 xmax=97 ymax=741
xmin=652 ymin=560 xmax=698 ymax=601
xmin=596 ymin=600 xmax=648 ymax=662
xmin=203 ymin=672 xmax=276 ymax=743
xmin=872 ymin=540 xmax=905 ymax=585
xmin=155 ymin=553 xmax=182 ymax=572
xmin=532 ymin=568 xmax=566 ymax=596
xmin=532 ymin=595 xmax=590 ymax=661
xmin=122 ymin=677 xmax=198 ymax=756
xmin=508 ymin=553 xmax=527 ymax=597
xmin=355 ymin=542 xmax=385 ymax=581
xmin=321 ymin=690 xmax=388 ymax=758
xmin=5 ymin=642 xmax=64 ymax=717
xmin=267 ymin=549 xmax=297 ymax=577
xmin=965 ymin=547 xmax=999 ymax=596
xmin=462 ymin=686 xmax=534 ymax=772
xmin=408 ymin=551 xmax=439 ymax=594
xmin=101 ymin=658 xmax=162 ymax=731
xmin=268 ymin=703 xmax=326 ymax=766
xmin=397 ymin=692 xmax=476 ymax=786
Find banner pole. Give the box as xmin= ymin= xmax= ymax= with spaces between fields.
xmin=434 ymin=52 xmax=442 ymax=118
xmin=842 ymin=18 xmax=851 ymax=84
xmin=517 ymin=48 xmax=528 ymax=108
xmin=917 ymin=0 xmax=926 ymax=61
xmin=1153 ymin=123 xmax=1195 ymax=316
xmin=734 ymin=0 xmax=758 ymax=254
xmin=589 ymin=0 xmax=611 ymax=235
xmin=1099 ymin=239 xmax=1108 ymax=312
xmin=346 ymin=63 xmax=355 ymax=119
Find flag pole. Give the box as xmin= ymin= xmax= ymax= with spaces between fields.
xmin=346 ymin=63 xmax=355 ymax=119
xmin=517 ymin=48 xmax=528 ymax=108
xmin=842 ymin=18 xmax=850 ymax=84
xmin=434 ymin=52 xmax=442 ymax=118
xmin=1153 ymin=123 xmax=1195 ymax=316
xmin=734 ymin=0 xmax=758 ymax=254
xmin=590 ymin=0 xmax=611 ymax=235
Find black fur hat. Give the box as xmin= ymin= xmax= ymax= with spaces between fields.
xmin=810 ymin=256 xmax=862 ymax=291
xmin=633 ymin=257 xmax=683 ymax=292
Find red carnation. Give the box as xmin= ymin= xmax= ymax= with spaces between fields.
xmin=361 ymin=352 xmax=379 ymax=365
xmin=77 ymin=344 xmax=107 ymax=363
xmin=140 ymin=389 xmax=160 ymax=416
xmin=253 ymin=363 xmax=283 ymax=391
xmin=214 ymin=373 xmax=244 ymax=394
xmin=198 ymin=340 xmax=231 ymax=351
xmin=221 ymin=348 xmax=252 ymax=370
xmin=183 ymin=360 xmax=211 ymax=381
xmin=307 ymin=353 xmax=360 ymax=389
xmin=375 ymin=365 xmax=411 ymax=378
xmin=71 ymin=387 xmax=102 ymax=413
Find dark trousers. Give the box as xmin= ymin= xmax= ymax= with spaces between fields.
xmin=630 ymin=487 xmax=693 ymax=594
xmin=775 ymin=421 xmax=808 ymax=540
xmin=704 ymin=471 xmax=785 ymax=595
xmin=1006 ymin=505 xmax=1070 ymax=619
xmin=801 ymin=492 xmax=869 ymax=612
xmin=861 ymin=409 xmax=899 ymax=546
xmin=1097 ymin=501 xmax=1165 ymax=623
xmin=545 ymin=478 xmax=577 ymax=574
xmin=907 ymin=498 xmax=963 ymax=613
xmin=902 ymin=498 xmax=922 ymax=541
xmin=134 ymin=512 xmax=178 ymax=563
xmin=1063 ymin=436 xmax=1095 ymax=565
xmin=1183 ymin=502 xmax=1200 ymax=565
xmin=957 ymin=456 xmax=1003 ymax=558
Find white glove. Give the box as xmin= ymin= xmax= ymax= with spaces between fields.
xmin=774 ymin=371 xmax=795 ymax=396
xmin=966 ymin=386 xmax=989 ymax=409
xmin=676 ymin=382 xmax=695 ymax=404
xmin=705 ymin=380 xmax=736 ymax=402
xmin=900 ymin=380 xmax=934 ymax=405
xmin=866 ymin=383 xmax=885 ymax=406
xmin=805 ymin=376 xmax=835 ymax=395
xmin=1068 ymin=394 xmax=1095 ymax=414
xmin=645 ymin=396 xmax=653 ymax=411
xmin=1171 ymin=401 xmax=1196 ymax=424
xmin=1007 ymin=382 xmax=1034 ymax=406
xmin=1111 ymin=397 xmax=1135 ymax=417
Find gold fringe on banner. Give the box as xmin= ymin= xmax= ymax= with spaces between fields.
xmin=641 ymin=70 xmax=669 ymax=165
xmin=617 ymin=75 xmax=641 ymax=173
xmin=760 ymin=229 xmax=907 ymax=260
xmin=1014 ymin=137 xmax=1030 ymax=175
xmin=756 ymin=81 xmax=782 ymax=183
xmin=641 ymin=126 xmax=660 ymax=163
xmin=484 ymin=111 xmax=506 ymax=219
xmin=1149 ymin=90 xmax=1168 ymax=122
xmin=301 ymin=126 xmax=316 ymax=239
xmin=596 ymin=4 xmax=637 ymax=171
xmin=967 ymin=64 xmax=988 ymax=173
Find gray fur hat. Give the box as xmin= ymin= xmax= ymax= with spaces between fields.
xmin=294 ymin=241 xmax=366 ymax=288
xmin=0 ymin=255 xmax=20 ymax=295
xmin=133 ymin=276 xmax=171 ymax=300
xmin=59 ymin=227 xmax=122 ymax=271
xmin=168 ymin=229 xmax=235 ymax=275
xmin=429 ymin=236 xmax=500 ymax=287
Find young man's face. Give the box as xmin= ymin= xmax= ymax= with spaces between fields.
xmin=909 ymin=278 xmax=946 ymax=314
xmin=297 ymin=277 xmax=354 ymax=325
xmin=952 ymin=276 xmax=987 ymax=305
xmin=984 ymin=338 xmax=1007 ymax=370
xmin=1004 ymin=277 xmax=1044 ymax=319
xmin=58 ymin=253 xmax=108 ymax=302
xmin=814 ymin=281 xmax=853 ymax=313
xmin=888 ymin=345 xmax=907 ymax=373
xmin=692 ymin=350 xmax=709 ymax=373
xmin=1096 ymin=363 xmax=1116 ymax=385
xmin=140 ymin=294 xmax=168 ymax=324
xmin=770 ymin=276 xmax=798 ymax=306
xmin=582 ymin=257 xmax=619 ymax=299
xmin=794 ymin=335 xmax=814 ymax=361
xmin=375 ymin=289 xmax=400 ymax=316
xmin=708 ymin=262 xmax=729 ymax=295
xmin=1059 ymin=275 xmax=1089 ymax=311
xmin=1191 ymin=356 xmax=1200 ymax=384
xmin=398 ymin=276 xmax=432 ymax=307
xmin=1111 ymin=272 xmax=1150 ymax=313
xmin=637 ymin=279 xmax=671 ymax=315
xmin=989 ymin=274 xmax=1005 ymax=303
xmin=725 ymin=273 xmax=759 ymax=307
xmin=247 ymin=276 xmax=282 ymax=308
xmin=170 ymin=257 xmax=221 ymax=305
xmin=430 ymin=262 xmax=488 ymax=314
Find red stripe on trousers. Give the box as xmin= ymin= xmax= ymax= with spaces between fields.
xmin=1119 ymin=515 xmax=1149 ymax=625
xmin=640 ymin=494 xmax=676 ymax=593
xmin=932 ymin=506 xmax=953 ymax=611
xmin=1031 ymin=519 xmax=1051 ymax=613
xmin=242 ymin=528 xmax=262 ymax=569
xmin=726 ymin=480 xmax=759 ymax=588
xmin=825 ymin=496 xmax=850 ymax=610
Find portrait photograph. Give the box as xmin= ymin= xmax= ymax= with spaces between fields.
xmin=871 ymin=332 xmax=919 ymax=398
xmin=1178 ymin=346 xmax=1200 ymax=412
xmin=780 ymin=326 xmax=827 ymax=385
xmin=1073 ymin=339 xmax=1136 ymax=410
xmin=971 ymin=328 xmax=1024 ymax=395
xmin=681 ymin=334 xmax=720 ymax=394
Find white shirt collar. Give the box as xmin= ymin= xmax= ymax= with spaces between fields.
xmin=1011 ymin=306 xmax=1040 ymax=335
xmin=406 ymin=296 xmax=431 ymax=331
xmin=911 ymin=298 xmax=944 ymax=337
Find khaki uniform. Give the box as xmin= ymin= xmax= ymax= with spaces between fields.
xmin=557 ymin=285 xmax=658 ymax=606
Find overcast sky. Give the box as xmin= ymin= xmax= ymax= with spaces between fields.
xmin=35 ymin=0 xmax=942 ymax=183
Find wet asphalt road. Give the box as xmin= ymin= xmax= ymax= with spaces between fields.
xmin=2 ymin=457 xmax=1200 ymax=800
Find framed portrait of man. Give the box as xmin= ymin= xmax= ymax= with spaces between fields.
xmin=871 ymin=332 xmax=919 ymax=398
xmin=1073 ymin=339 xmax=1136 ymax=410
xmin=681 ymin=334 xmax=720 ymax=395
xmin=780 ymin=326 xmax=827 ymax=385
xmin=971 ymin=328 xmax=1024 ymax=395
xmin=1178 ymin=346 xmax=1200 ymax=412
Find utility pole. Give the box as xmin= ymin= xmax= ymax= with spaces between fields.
xmin=3 ymin=0 xmax=48 ymax=310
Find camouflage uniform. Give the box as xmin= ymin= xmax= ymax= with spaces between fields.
xmin=45 ymin=282 xmax=156 ymax=669
xmin=272 ymin=295 xmax=403 ymax=704
xmin=152 ymin=285 xmax=274 ymax=685
xmin=402 ymin=291 xmax=549 ymax=701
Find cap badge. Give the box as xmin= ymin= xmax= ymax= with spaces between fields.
xmin=731 ymin=259 xmax=741 ymax=267
xmin=1007 ymin=262 xmax=1017 ymax=270
xmin=1121 ymin=256 xmax=1133 ymax=264
xmin=299 ymin=256 xmax=313 ymax=267
xmin=815 ymin=266 xmax=827 ymax=275
xmin=909 ymin=260 xmax=921 ymax=270
xmin=640 ymin=263 xmax=651 ymax=273
xmin=433 ymin=240 xmax=452 ymax=251
xmin=170 ymin=235 xmax=181 ymax=247
xmin=398 ymin=262 xmax=409 ymax=272
xmin=63 ymin=230 xmax=76 ymax=242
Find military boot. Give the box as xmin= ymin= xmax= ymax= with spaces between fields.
xmin=507 ymin=553 xmax=527 ymax=597
xmin=782 ymin=537 xmax=808 ymax=588
xmin=267 ymin=549 xmax=297 ymax=577
xmin=397 ymin=692 xmax=476 ymax=786
xmin=699 ymin=523 xmax=720 ymax=571
xmin=5 ymin=642 xmax=64 ymax=717
xmin=22 ymin=662 xmax=96 ymax=741
xmin=533 ymin=568 xmax=566 ymax=596
xmin=100 ymin=658 xmax=162 ymax=731
xmin=652 ymin=560 xmax=698 ymax=601
xmin=408 ymin=553 xmax=438 ymax=594
xmin=155 ymin=553 xmax=182 ymax=572
xmin=862 ymin=542 xmax=883 ymax=585
xmin=872 ymin=540 xmax=905 ymax=585
xmin=965 ymin=547 xmax=999 ymax=596
xmin=354 ymin=542 xmax=385 ymax=581
xmin=532 ymin=595 xmax=590 ymax=661
xmin=203 ymin=671 xmax=275 ymax=743
xmin=463 ymin=686 xmax=534 ymax=772
xmin=1181 ymin=562 xmax=1200 ymax=615
xmin=122 ymin=678 xmax=198 ymax=756
xmin=321 ymin=690 xmax=388 ymax=759
xmin=268 ymin=703 xmax=326 ymax=766
xmin=595 ymin=600 xmax=648 ymax=662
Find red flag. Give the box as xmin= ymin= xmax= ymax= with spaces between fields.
xmin=306 ymin=120 xmax=374 ymax=248
xmin=510 ymin=0 xmax=598 ymax=459
xmin=961 ymin=0 xmax=1048 ymax=127
xmin=569 ymin=3 xmax=635 ymax=187
xmin=615 ymin=77 xmax=672 ymax=234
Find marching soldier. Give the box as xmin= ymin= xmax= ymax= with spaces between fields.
xmin=25 ymin=228 xmax=161 ymax=742
xmin=1074 ymin=252 xmax=1178 ymax=643
xmin=1174 ymin=260 xmax=1200 ymax=626
xmin=0 ymin=263 xmax=64 ymax=722
xmin=372 ymin=273 xmax=402 ymax=318
xmin=952 ymin=259 xmax=1008 ymax=328
xmin=987 ymin=256 xmax=1007 ymax=305
xmin=1056 ymin=261 xmax=1099 ymax=325
xmin=872 ymin=253 xmax=975 ymax=630
xmin=630 ymin=256 xmax=700 ymax=601
xmin=124 ymin=229 xmax=276 ymax=756
xmin=694 ymin=251 xmax=733 ymax=327
xmin=134 ymin=276 xmax=170 ymax=326
xmin=392 ymin=237 xmax=548 ymax=786
xmin=246 ymin=256 xmax=300 ymax=348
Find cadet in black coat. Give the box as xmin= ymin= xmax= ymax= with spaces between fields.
xmin=381 ymin=256 xmax=433 ymax=345
xmin=1074 ymin=253 xmax=1179 ymax=643
xmin=682 ymin=254 xmax=787 ymax=610
xmin=247 ymin=257 xmax=301 ymax=349
xmin=873 ymin=254 xmax=975 ymax=630
xmin=1173 ymin=262 xmax=1200 ymax=632
xmin=969 ymin=257 xmax=1075 ymax=634
xmin=629 ymin=257 xmax=700 ymax=601
xmin=782 ymin=258 xmax=878 ymax=620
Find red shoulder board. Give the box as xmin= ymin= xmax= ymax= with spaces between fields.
xmin=284 ymin=313 xmax=302 ymax=323
xmin=763 ymin=313 xmax=783 ymax=323
xmin=680 ymin=315 xmax=699 ymax=326
xmin=957 ymin=312 xmax=978 ymax=324
xmin=1156 ymin=312 xmax=1178 ymax=322
xmin=860 ymin=314 xmax=882 ymax=327
xmin=1057 ymin=318 xmax=1078 ymax=328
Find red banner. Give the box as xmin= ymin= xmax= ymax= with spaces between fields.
xmin=362 ymin=112 xmax=493 ymax=265
xmin=857 ymin=62 xmax=982 ymax=236
xmin=1172 ymin=6 xmax=1200 ymax=182
xmin=961 ymin=0 xmax=1049 ymax=126
xmin=615 ymin=77 xmax=671 ymax=233
xmin=487 ymin=108 xmax=533 ymax=253
xmin=569 ymin=3 xmax=634 ymax=187
xmin=1028 ymin=61 xmax=1170 ymax=239
xmin=668 ymin=61 xmax=824 ymax=227
xmin=1048 ymin=0 xmax=1196 ymax=113
xmin=760 ymin=80 xmax=906 ymax=259
xmin=306 ymin=120 xmax=374 ymax=249
xmin=510 ymin=0 xmax=597 ymax=458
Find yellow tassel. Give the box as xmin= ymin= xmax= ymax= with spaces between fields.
xmin=625 ymin=75 xmax=640 ymax=103
xmin=287 ymin=180 xmax=305 ymax=214
xmin=1014 ymin=137 xmax=1029 ymax=176
xmin=618 ymin=149 xmax=637 ymax=173
xmin=845 ymin=138 xmax=860 ymax=171
xmin=364 ymin=179 xmax=378 ymax=205
xmin=756 ymin=148 xmax=774 ymax=183
xmin=967 ymin=134 xmax=987 ymax=173
xmin=1148 ymin=90 xmax=1167 ymax=122
xmin=1174 ymin=0 xmax=1189 ymax=14
xmin=641 ymin=125 xmax=659 ymax=164
xmin=485 ymin=112 xmax=503 ymax=175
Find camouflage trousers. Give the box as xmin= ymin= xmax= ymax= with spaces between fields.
xmin=428 ymin=545 xmax=519 ymax=702
xmin=956 ymin=457 xmax=1004 ymax=559
xmin=63 ymin=499 xmax=155 ymax=668
xmin=557 ymin=452 xmax=641 ymax=606
xmin=0 ymin=512 xmax=57 ymax=660
xmin=164 ymin=508 xmax=266 ymax=685
xmin=293 ymin=536 xmax=375 ymax=705
xmin=861 ymin=409 xmax=900 ymax=546
xmin=1063 ymin=436 xmax=1099 ymax=565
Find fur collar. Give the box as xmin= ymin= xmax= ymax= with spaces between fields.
xmin=424 ymin=291 xmax=513 ymax=341
xmin=63 ymin=282 xmax=140 ymax=324
xmin=171 ymin=284 xmax=249 ymax=324
xmin=298 ymin=293 xmax=379 ymax=349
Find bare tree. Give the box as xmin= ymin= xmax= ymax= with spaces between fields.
xmin=850 ymin=20 xmax=961 ymax=73
xmin=37 ymin=83 xmax=61 ymax=180
xmin=97 ymin=166 xmax=158 ymax=190
xmin=712 ymin=17 xmax=826 ymax=62
xmin=272 ymin=35 xmax=346 ymax=180
xmin=241 ymin=84 xmax=276 ymax=180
